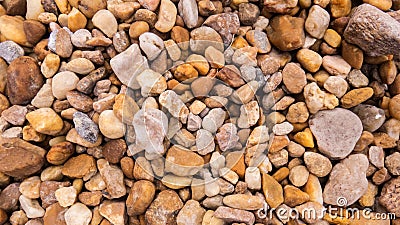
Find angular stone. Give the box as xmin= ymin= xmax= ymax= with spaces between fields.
xmin=282 ymin=62 xmax=306 ymax=94
xmin=0 ymin=41 xmax=24 ymax=64
xmin=64 ymin=203 xmax=92 ymax=225
xmin=305 ymin=5 xmax=330 ymax=39
xmin=126 ymin=180 xmax=155 ymax=216
xmin=266 ymin=15 xmax=305 ymax=51
xmin=216 ymin=123 xmax=239 ymax=152
xmin=203 ymin=13 xmax=240 ymax=45
xmin=99 ymin=201 xmax=125 ymax=225
xmin=145 ymin=190 xmax=183 ymax=225
xmin=26 ymin=108 xmax=64 ymax=136
xmin=61 ymin=154 xmax=97 ymax=179
xmin=176 ymin=200 xmax=205 ymax=225
xmin=263 ymin=0 xmax=298 ymax=13
xmin=19 ymin=195 xmax=45 ymax=218
xmin=97 ymin=159 xmax=126 ymax=199
xmin=196 ymin=129 xmax=215 ymax=155
xmin=262 ymin=173 xmax=283 ymax=208
xmin=379 ymin=177 xmax=400 ymax=217
xmin=92 ymin=10 xmax=117 ymax=38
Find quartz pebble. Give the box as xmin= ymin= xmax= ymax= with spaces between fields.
xmin=55 ymin=186 xmax=77 ymax=207
xmin=0 ymin=41 xmax=24 ymax=64
xmin=64 ymin=203 xmax=92 ymax=225
xmin=92 ymin=10 xmax=117 ymax=38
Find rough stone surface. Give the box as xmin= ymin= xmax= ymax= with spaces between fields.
xmin=145 ymin=190 xmax=184 ymax=225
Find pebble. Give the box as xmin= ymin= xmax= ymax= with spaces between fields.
xmin=385 ymin=152 xmax=400 ymax=175
xmin=46 ymin=141 xmax=75 ymax=165
xmin=239 ymin=3 xmax=260 ymax=25
xmin=305 ymin=5 xmax=330 ymax=39
xmin=92 ymin=10 xmax=117 ymax=38
xmin=389 ymin=94 xmax=400 ymax=120
xmin=26 ymin=108 xmax=64 ymax=135
xmin=176 ymin=200 xmax=205 ymax=225
xmin=61 ymin=154 xmax=97 ymax=179
xmin=330 ymin=0 xmax=351 ymax=18
xmin=65 ymin=58 xmax=95 ymax=75
xmin=202 ymin=108 xmax=226 ymax=133
xmin=0 ymin=183 xmax=21 ymax=211
xmin=71 ymin=29 xmax=92 ymax=48
xmin=348 ymin=70 xmax=369 ymax=88
xmin=379 ymin=177 xmax=400 ymax=216
xmin=6 ymin=56 xmax=43 ymax=105
xmin=216 ymin=123 xmax=240 ymax=152
xmin=19 ymin=176 xmax=41 ymax=199
xmin=323 ymin=154 xmax=369 ymax=205
xmin=238 ymin=100 xmax=260 ymax=128
xmin=159 ymin=90 xmax=189 ymax=121
xmin=55 ymin=186 xmax=77 ymax=207
xmin=196 ymin=129 xmax=215 ymax=155
xmin=174 ymin=63 xmax=199 ymax=82
xmin=10 ymin=210 xmax=28 ymax=224
xmin=98 ymin=159 xmax=126 ymax=198
xmin=344 ymin=4 xmax=400 ymax=56
xmin=286 ymin=102 xmax=309 ymax=123
xmin=155 ymin=0 xmax=176 ymax=33
xmin=264 ymin=0 xmax=297 ymax=13
xmin=296 ymin=49 xmax=322 ymax=73
xmin=145 ymin=190 xmax=183 ymax=225
xmin=216 ymin=66 xmax=245 ymax=88
xmin=246 ymin=30 xmax=271 ymax=54
xmin=232 ymin=81 xmax=258 ymax=105
xmin=341 ymin=41 xmax=364 ymax=70
xmin=0 ymin=15 xmax=30 ymax=47
xmin=138 ymin=0 xmax=159 ymax=11
xmin=203 ymin=13 xmax=240 ymax=45
xmin=0 ymin=41 xmax=24 ymax=64
xmin=352 ymin=104 xmax=385 ymax=132
xmin=284 ymin=185 xmax=310 ymax=207
xmin=64 ymin=203 xmax=92 ymax=225
xmin=41 ymin=53 xmax=60 ymax=78
xmin=266 ymin=15 xmax=305 ymax=51
xmin=66 ymin=128 xmax=102 ymax=148
xmin=177 ymin=0 xmax=198 ymax=29
xmin=272 ymin=122 xmax=294 ymax=135
xmin=214 ymin=206 xmax=255 ymax=225
xmin=244 ymin=167 xmax=261 ymax=190
xmin=309 ymin=108 xmax=363 ymax=159
xmin=99 ymin=201 xmax=126 ymax=225
xmin=223 ymin=194 xmax=264 ymax=210
xmin=289 ymin=165 xmax=310 ymax=187
xmin=282 ymin=62 xmax=307 ymax=94
xmin=304 ymin=152 xmax=332 ymax=177
xmin=98 ymin=110 xmax=124 ymax=139
xmin=73 ymin=112 xmax=99 ymax=143
xmin=323 ymin=76 xmax=348 ymax=98
xmin=368 ymin=146 xmax=384 ymax=169
xmin=322 ymin=55 xmax=351 ymax=76
xmin=303 ymin=82 xmax=339 ymax=114
xmin=19 ymin=195 xmax=45 ymax=218
xmin=67 ymin=7 xmax=87 ymax=32
xmin=139 ymin=32 xmax=165 ymax=61
xmin=205 ymin=46 xmax=225 ymax=68
xmin=126 ymin=180 xmax=155 ymax=216
xmin=48 ymin=28 xmax=73 ymax=58
xmin=137 ymin=69 xmax=167 ymax=97
xmin=190 ymin=26 xmax=224 ymax=54
xmin=262 ymin=173 xmax=283 ymax=208
xmin=341 ymin=87 xmax=374 ymax=108
xmin=165 ymin=145 xmax=204 ymax=176
xmin=1 ymin=105 xmax=27 ymax=125
xmin=40 ymin=180 xmax=71 ymax=208
xmin=52 ymin=71 xmax=79 ymax=100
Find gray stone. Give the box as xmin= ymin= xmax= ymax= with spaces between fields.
xmin=352 ymin=104 xmax=386 ymax=132
xmin=73 ymin=112 xmax=99 ymax=143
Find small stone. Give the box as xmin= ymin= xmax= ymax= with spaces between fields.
xmin=178 ymin=0 xmax=198 ymax=29
xmin=101 ymin=139 xmax=126 ymax=164
xmin=304 ymin=152 xmax=332 ymax=177
xmin=139 ymin=32 xmax=165 ymax=61
xmin=303 ymin=82 xmax=339 ymax=114
xmin=352 ymin=104 xmax=385 ymax=132
xmin=202 ymin=108 xmax=226 ymax=133
xmin=196 ymin=129 xmax=215 ymax=155
xmin=341 ymin=87 xmax=374 ymax=108
xmin=145 ymin=190 xmax=184 ymax=225
xmin=19 ymin=195 xmax=45 ymax=218
xmin=348 ymin=69 xmax=369 ymax=88
xmin=214 ymin=206 xmax=255 ymax=225
xmin=55 ymin=186 xmax=77 ymax=207
xmin=305 ymin=5 xmax=330 ymax=39
xmin=309 ymin=108 xmax=363 ymax=159
xmin=64 ymin=203 xmax=92 ymax=225
xmin=330 ymin=0 xmax=351 ymax=18
xmin=216 ymin=66 xmax=245 ymax=88
xmin=323 ymin=76 xmax=348 ymax=98
xmin=155 ymin=0 xmax=176 ymax=33
xmin=266 ymin=15 xmax=305 ymax=51
xmin=97 ymin=159 xmax=126 ymax=199
xmin=99 ymin=201 xmax=125 ymax=225
xmin=389 ymin=94 xmax=400 ymax=120
xmin=98 ymin=110 xmax=124 ymax=139
xmin=342 ymin=41 xmax=364 ymax=70
xmin=289 ymin=165 xmax=309 ymax=187
xmin=48 ymin=28 xmax=73 ymax=58
xmin=159 ymin=90 xmax=189 ymax=122
xmin=65 ymin=58 xmax=95 ymax=75
xmin=296 ymin=49 xmax=322 ymax=73
xmin=62 ymin=154 xmax=97 ymax=179
xmin=205 ymin=46 xmax=225 ymax=68
xmin=203 ymin=13 xmax=240 ymax=45
xmin=67 ymin=7 xmax=87 ymax=32
xmin=52 ymin=71 xmax=79 ymax=100
xmin=324 ymin=29 xmax=341 ymax=48
xmin=344 ymin=4 xmax=400 ymax=56
xmin=41 ymin=53 xmax=60 ymax=78
xmin=26 ymin=108 xmax=64 ymax=135
xmin=1 ymin=105 xmax=27 ymax=126
xmin=385 ymin=152 xmax=400 ymax=175
xmin=71 ymin=29 xmax=92 ymax=48
xmin=126 ymin=180 xmax=155 ymax=216
xmin=216 ymin=123 xmax=240 ymax=152
xmin=6 ymin=56 xmax=43 ymax=105
xmin=0 ymin=41 xmax=24 ymax=64
xmin=190 ymin=26 xmax=224 ymax=54
xmin=78 ymin=191 xmax=102 ymax=206
xmin=40 ymin=181 xmax=71 ymax=208
xmin=239 ymin=3 xmax=260 ymax=25
xmin=379 ymin=176 xmax=400 ymax=217
xmin=367 ymin=146 xmax=384 ymax=169
xmin=232 ymin=81 xmax=259 ymax=105
xmin=272 ymin=122 xmax=293 ymax=136
xmin=245 ymin=167 xmax=261 ymax=190
xmin=72 ymin=112 xmax=99 ymax=143
xmin=262 ymin=173 xmax=283 ymax=208
xmin=0 ymin=183 xmax=21 ymax=211
xmin=246 ymin=30 xmax=271 ymax=54
xmin=92 ymin=10 xmax=117 ymax=38
xmin=286 ymin=102 xmax=309 ymax=123
xmin=282 ymin=63 xmax=307 ymax=94
xmin=223 ymin=194 xmax=264 ymax=210
xmin=137 ymin=69 xmax=167 ymax=97
xmin=129 ymin=21 xmax=149 ymax=40
xmin=176 ymin=200 xmax=206 ymax=225
xmin=323 ymin=154 xmax=369 ymax=205
xmin=19 ymin=176 xmax=40 ymax=199
xmin=43 ymin=203 xmax=67 ymax=225
xmin=46 ymin=141 xmax=74 ymax=165
xmin=165 ymin=145 xmax=204 ymax=176
xmin=284 ymin=185 xmax=310 ymax=207
xmin=322 ymin=55 xmax=351 ymax=76
xmin=0 ymin=15 xmax=30 ymax=47
xmin=10 ymin=210 xmax=28 ymax=225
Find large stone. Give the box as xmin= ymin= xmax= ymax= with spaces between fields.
xmin=155 ymin=0 xmax=176 ymax=33
xmin=126 ymin=180 xmax=155 ymax=216
xmin=323 ymin=154 xmax=369 ymax=206
xmin=145 ymin=190 xmax=184 ymax=225
xmin=203 ymin=13 xmax=240 ymax=45
xmin=344 ymin=4 xmax=400 ymax=56
xmin=165 ymin=145 xmax=204 ymax=176
xmin=176 ymin=200 xmax=205 ymax=225
xmin=0 ymin=137 xmax=45 ymax=178
xmin=309 ymin=108 xmax=362 ymax=159
xmin=178 ymin=0 xmax=198 ymax=29
xmin=266 ymin=15 xmax=305 ymax=51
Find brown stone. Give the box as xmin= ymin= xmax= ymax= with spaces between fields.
xmin=3 ymin=0 xmax=27 ymax=15
xmin=145 ymin=190 xmax=184 ymax=225
xmin=126 ymin=180 xmax=156 ymax=216
xmin=0 ymin=183 xmax=21 ymax=211
xmin=266 ymin=15 xmax=305 ymax=51
xmin=43 ymin=203 xmax=67 ymax=225
xmin=379 ymin=176 xmax=400 ymax=217
xmin=40 ymin=181 xmax=71 ymax=208
xmin=78 ymin=0 xmax=107 ymax=18
xmin=216 ymin=66 xmax=245 ymax=88
xmin=341 ymin=87 xmax=374 ymax=108
xmin=284 ymin=185 xmax=310 ymax=207
xmin=23 ymin=20 xmax=46 ymax=45
xmin=389 ymin=94 xmax=400 ymax=120
xmin=78 ymin=191 xmax=102 ymax=206
xmin=46 ymin=142 xmax=75 ymax=165
xmin=342 ymin=41 xmax=363 ymax=70
xmin=282 ymin=63 xmax=307 ymax=94
xmin=330 ymin=0 xmax=351 ymax=18
xmin=203 ymin=13 xmax=240 ymax=45
xmin=61 ymin=154 xmax=97 ymax=179
xmin=102 ymin=139 xmax=127 ymax=164
xmin=66 ymin=91 xmax=93 ymax=112
xmin=262 ymin=173 xmax=283 ymax=208
xmin=6 ymin=56 xmax=43 ymax=105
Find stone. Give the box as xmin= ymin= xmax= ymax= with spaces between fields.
xmin=0 ymin=138 xmax=45 ymax=178
xmin=73 ymin=112 xmax=99 ymax=143
xmin=9 ymin=210 xmax=28 ymax=224
xmin=389 ymin=94 xmax=400 ymax=120
xmin=368 ymin=146 xmax=384 ymax=169
xmin=323 ymin=154 xmax=369 ymax=205
xmin=1 ymin=105 xmax=26 ymax=125
xmin=2 ymin=0 xmax=26 ymax=15
xmin=110 ymin=44 xmax=148 ymax=89
xmin=305 ymin=5 xmax=330 ymax=39
xmin=65 ymin=58 xmax=94 ymax=75
xmin=71 ymin=29 xmax=92 ymax=48
xmin=385 ymin=152 xmax=400 ymax=175
xmin=78 ymin=191 xmax=102 ymax=206
xmin=52 ymin=71 xmax=79 ymax=100
xmin=342 ymin=41 xmax=364 ymax=70
xmin=203 ymin=13 xmax=240 ymax=45
xmin=165 ymin=145 xmax=204 ymax=176
xmin=176 ymin=200 xmax=205 ymax=225
xmin=345 ymin=4 xmax=400 ymax=57
xmin=262 ymin=173 xmax=283 ymax=208
xmin=330 ymin=0 xmax=351 ymax=18
xmin=129 ymin=21 xmax=149 ymax=39
xmin=190 ymin=26 xmax=224 ymax=54
xmin=216 ymin=123 xmax=239 ymax=152
xmin=26 ymin=108 xmax=64 ymax=136
xmin=239 ymin=3 xmax=259 ymax=25
xmin=40 ymin=181 xmax=71 ymax=208
xmin=0 ymin=41 xmax=24 ymax=64
xmin=216 ymin=66 xmax=245 ymax=88
xmin=246 ymin=30 xmax=270 ymax=54
xmin=284 ymin=185 xmax=310 ymax=207
xmin=263 ymin=0 xmax=297 ymax=13
xmin=0 ymin=183 xmax=21 ymax=211
xmin=102 ymin=139 xmax=126 ymax=164
xmin=223 ymin=194 xmax=264 ymax=210
xmin=19 ymin=176 xmax=41 ymax=199
xmin=214 ymin=206 xmax=255 ymax=225
xmin=303 ymin=82 xmax=339 ymax=114
xmin=98 ymin=110 xmax=124 ymax=139
xmin=137 ymin=69 xmax=167 ymax=97
xmin=68 ymin=7 xmax=87 ymax=32
xmin=55 ymin=186 xmax=77 ymax=207
xmin=289 ymin=165 xmax=309 ymax=187
xmin=0 ymin=15 xmax=30 ymax=46
xmin=64 ymin=203 xmax=92 ymax=225
xmin=97 ymin=159 xmax=126 ymax=199
xmin=43 ymin=203 xmax=67 ymax=225
xmin=41 ymin=53 xmax=60 ymax=78
xmin=178 ymin=0 xmax=198 ymax=29
xmin=309 ymin=108 xmax=363 ymax=159
xmin=379 ymin=176 xmax=400 ymax=217
xmin=6 ymin=56 xmax=43 ymax=105
xmin=286 ymin=102 xmax=309 ymax=123
xmin=304 ymin=152 xmax=332 ymax=177
xmin=62 ymin=154 xmax=97 ymax=179
xmin=266 ymin=15 xmax=305 ymax=51
xmin=202 ymin=108 xmax=226 ymax=133
xmin=341 ymin=87 xmax=374 ymax=108
xmin=323 ymin=76 xmax=348 ymax=98
xmin=282 ymin=63 xmax=307 ymax=94
xmin=48 ymin=28 xmax=73 ymax=58
xmin=19 ymin=195 xmax=45 ymax=218
xmin=155 ymin=0 xmax=176 ymax=32
xmin=99 ymin=201 xmax=125 ymax=225
xmin=296 ymin=49 xmax=322 ymax=73
xmin=46 ymin=142 xmax=74 ymax=165
xmin=126 ymin=180 xmax=155 ymax=216
xmin=322 ymin=55 xmax=351 ymax=76
xmin=138 ymin=0 xmax=159 ymax=11
xmin=272 ymin=122 xmax=294 ymax=136
xmin=92 ymin=10 xmax=117 ymax=38
xmin=139 ymin=32 xmax=164 ymax=61
xmin=145 ymin=190 xmax=184 ymax=225
xmin=352 ymin=104 xmax=385 ymax=132
xmin=196 ymin=129 xmax=215 ymax=155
